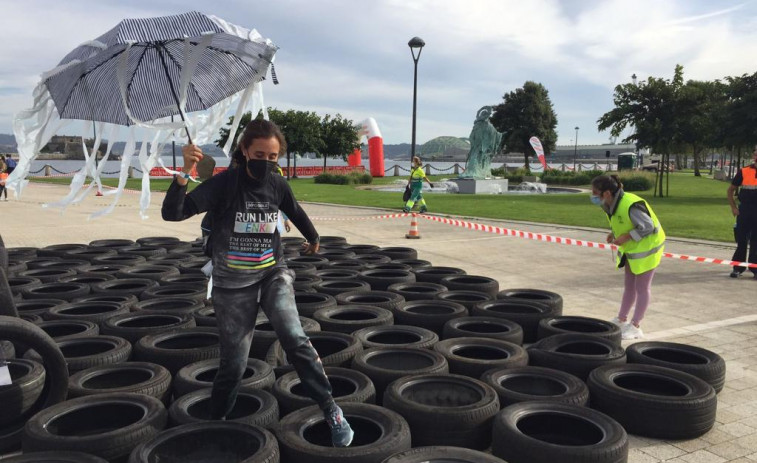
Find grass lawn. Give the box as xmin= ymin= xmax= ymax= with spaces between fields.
xmin=30 ymin=172 xmax=735 ymax=242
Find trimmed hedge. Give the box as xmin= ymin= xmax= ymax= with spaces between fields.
xmin=618 ymin=172 xmax=654 ymax=191
xmin=314 ymin=172 xmax=373 ymax=185
xmin=541 ymin=169 xmax=604 ymax=186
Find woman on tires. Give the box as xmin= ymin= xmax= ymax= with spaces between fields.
xmin=591 ymin=174 xmax=665 ymax=340
xmin=162 ymin=120 xmax=353 ymax=447
xmin=403 ymin=156 xmax=433 ymax=213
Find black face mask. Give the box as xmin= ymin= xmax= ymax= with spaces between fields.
xmin=246 ymin=159 xmax=276 ymax=181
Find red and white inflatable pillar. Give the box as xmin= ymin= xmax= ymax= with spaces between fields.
xmin=359 ymin=118 xmax=385 ymax=177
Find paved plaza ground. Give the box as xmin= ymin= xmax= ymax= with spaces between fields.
xmin=2 ymin=183 xmax=757 ymax=462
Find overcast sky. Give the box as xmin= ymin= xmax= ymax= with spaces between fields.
xmin=2 ymin=0 xmax=757 ymax=146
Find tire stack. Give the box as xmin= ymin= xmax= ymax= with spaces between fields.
xmin=0 ymin=236 xmax=724 ymax=463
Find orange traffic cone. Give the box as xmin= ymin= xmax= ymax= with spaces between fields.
xmin=405 ymin=213 xmax=421 ymax=239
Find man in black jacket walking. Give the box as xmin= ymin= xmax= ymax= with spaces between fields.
xmin=162 ymin=119 xmax=354 ymax=447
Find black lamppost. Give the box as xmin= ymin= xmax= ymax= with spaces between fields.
xmin=408 ymin=36 xmax=425 ymax=161
xmin=573 ymin=126 xmax=579 ymax=170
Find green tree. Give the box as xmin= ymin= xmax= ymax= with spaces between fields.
xmin=676 ymin=79 xmax=727 ymax=176
xmin=320 ymin=114 xmax=360 ymax=171
xmin=598 ymin=65 xmax=685 ymax=197
xmin=491 ymin=81 xmax=558 ymax=172
xmin=283 ymin=110 xmax=323 ymax=178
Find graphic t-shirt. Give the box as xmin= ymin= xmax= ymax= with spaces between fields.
xmin=162 ymin=167 xmax=318 ymax=289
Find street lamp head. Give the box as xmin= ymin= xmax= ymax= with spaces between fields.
xmin=408 ymin=37 xmax=425 ymax=49
xmin=631 ymin=73 xmax=638 ymax=85
xmin=575 ymin=126 xmax=579 ymax=131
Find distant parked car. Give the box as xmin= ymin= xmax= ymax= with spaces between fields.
xmin=641 ymin=161 xmax=674 ymax=173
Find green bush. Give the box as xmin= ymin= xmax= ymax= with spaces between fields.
xmin=314 ymin=171 xmax=373 ymax=185
xmin=619 ymin=172 xmax=654 ymax=191
xmin=541 ymin=169 xmax=604 ymax=186
xmin=491 ymin=166 xmax=530 ymax=184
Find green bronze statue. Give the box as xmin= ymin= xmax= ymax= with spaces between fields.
xmin=461 ymin=106 xmax=503 ymax=179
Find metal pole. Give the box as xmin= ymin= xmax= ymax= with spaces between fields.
xmin=171 ymin=115 xmax=177 ymax=170
xmin=411 ymin=57 xmax=419 ymax=162
xmin=573 ymin=127 xmax=579 ymax=170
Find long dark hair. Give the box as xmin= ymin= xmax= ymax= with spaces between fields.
xmin=591 ymin=174 xmax=623 ymax=195
xmin=231 ymin=119 xmax=287 ymax=166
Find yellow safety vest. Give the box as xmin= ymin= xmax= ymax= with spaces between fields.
xmin=410 ymin=166 xmax=426 ymax=188
xmin=609 ymin=192 xmax=665 ymax=275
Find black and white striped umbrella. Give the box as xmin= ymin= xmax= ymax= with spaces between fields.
xmin=43 ymin=11 xmax=278 ymax=127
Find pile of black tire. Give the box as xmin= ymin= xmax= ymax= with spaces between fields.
xmin=0 ymin=235 xmax=725 ymax=463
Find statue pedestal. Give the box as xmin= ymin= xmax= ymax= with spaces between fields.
xmin=451 ymin=178 xmax=509 ymax=194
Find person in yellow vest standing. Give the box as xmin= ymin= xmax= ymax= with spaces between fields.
xmin=591 ymin=174 xmax=665 ymax=340
xmin=403 ymin=156 xmax=433 ymax=213
xmin=727 ymin=147 xmax=757 ymax=279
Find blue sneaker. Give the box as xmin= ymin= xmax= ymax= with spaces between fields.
xmin=324 ymin=403 xmax=354 ymax=447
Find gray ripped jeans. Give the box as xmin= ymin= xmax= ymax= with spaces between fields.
xmin=210 ymin=267 xmax=332 ymax=419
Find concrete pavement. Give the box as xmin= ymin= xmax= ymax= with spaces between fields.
xmin=2 ymin=182 xmax=757 ymax=462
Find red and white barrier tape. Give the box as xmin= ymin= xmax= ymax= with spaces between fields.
xmin=419 ymin=214 xmax=757 ymax=269
xmin=311 ymin=213 xmax=410 ymax=221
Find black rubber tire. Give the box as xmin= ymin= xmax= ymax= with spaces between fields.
xmin=14 ymin=299 xmax=66 ymax=318
xmin=23 ymin=257 xmax=63 ymax=270
xmin=249 ymin=316 xmax=321 ymax=360
xmin=528 ymin=333 xmax=627 ymax=380
xmin=0 ymin=451 xmax=108 ymax=462
xmin=115 ymin=265 xmax=180 ymax=282
xmin=136 ymin=236 xmax=181 ymax=247
xmin=139 ymin=284 xmax=207 ymax=303
xmin=0 ymin=359 xmax=46 ymax=427
xmin=343 ymin=244 xmax=381 ymax=255
xmin=25 ymin=335 xmax=132 ymax=374
xmin=587 ymin=363 xmax=717 ymax=439
xmin=286 ymin=262 xmax=318 ymax=276
xmin=411 ymin=266 xmax=466 ymax=284
xmin=73 ymin=294 xmax=138 ymax=309
xmin=439 ymin=274 xmax=500 ymax=298
xmin=177 ymin=260 xmax=208 ymax=275
xmin=625 ymin=341 xmax=726 ymax=393
xmin=173 ymin=358 xmax=275 ymax=398
xmin=128 ymin=421 xmax=279 ymax=463
xmin=168 ymin=386 xmax=279 ymax=429
xmin=100 ymin=312 xmax=196 ymax=343
xmin=313 ymin=305 xmax=394 ymax=334
xmin=266 ymin=331 xmax=363 ymax=373
xmin=22 ymin=392 xmax=167 ymax=461
xmin=322 ymin=259 xmax=365 ymax=272
xmin=64 ymin=248 xmax=118 ymax=263
xmin=434 ymin=290 xmax=493 ymax=311
xmin=134 ymin=327 xmax=221 ymax=374
xmin=273 ymin=365 xmax=376 ymax=416
xmin=91 ymin=278 xmax=158 ymax=298
xmin=19 ymin=267 xmax=76 ymax=283
xmin=353 ymin=325 xmax=439 ymax=349
xmin=538 ymin=316 xmax=622 ymax=345
xmin=130 ymin=297 xmax=204 ymax=316
xmin=383 ymin=373 xmax=499 ymax=450
xmin=313 ymin=279 xmax=371 ymax=296
xmin=118 ymin=245 xmax=168 ymax=259
xmin=376 ymin=246 xmax=418 ymax=260
xmin=148 ymin=253 xmax=197 ymax=265
xmin=351 ymin=347 xmax=448 ymax=402
xmin=19 ymin=313 xmax=43 ymax=324
xmin=282 ymin=236 xmax=307 ymax=247
xmin=77 ymin=264 xmax=129 ymax=276
xmin=472 ymin=299 xmax=558 ymax=343
xmin=364 ymin=263 xmax=412 ymax=272
xmin=0 ymin=316 xmax=69 ymax=454
xmin=0 ymin=234 xmax=7 ymax=275
xmin=387 ymin=282 xmax=447 ymax=302
xmin=354 ymin=254 xmax=392 ymax=265
xmin=394 ymin=258 xmax=432 ymax=269
xmin=44 ymin=301 xmax=129 ymax=324
xmin=68 ymin=362 xmax=172 ymax=403
xmin=21 ymin=282 xmax=90 ymax=302
xmin=318 ymin=250 xmax=358 ymax=261
xmin=285 ymin=255 xmax=330 ymax=269
xmin=0 ymin=268 xmax=19 ymax=317
xmin=294 ymin=292 xmax=337 ymax=318
xmin=393 ymin=299 xmax=468 ymax=335
xmin=35 ymin=259 xmax=90 ymax=273
xmin=38 ymin=243 xmax=88 ymax=258
xmin=497 ymin=288 xmax=564 ymax=313
xmin=88 ymin=239 xmax=136 ymax=249
xmin=335 ymin=290 xmax=406 ymax=312
xmin=192 ymin=306 xmax=216 ymax=326
xmin=92 ymin=254 xmax=147 ymax=267
xmin=481 ymin=366 xmax=589 ymax=407
xmin=7 ymin=247 xmax=38 ymax=261
xmin=59 ymin=273 xmax=116 ymax=285
xmin=276 ymin=402 xmax=410 ymax=463
xmin=491 ymin=401 xmax=628 ymax=463
xmin=157 ymin=274 xmax=208 ymax=287
xmin=382 ymin=446 xmax=507 ymax=463
xmin=8 ymin=261 xmax=28 ymax=276
xmin=36 ymin=320 xmax=100 ymax=341
xmin=433 ymin=337 xmax=528 ymax=378
xmin=8 ymin=275 xmax=42 ymax=297
xmin=358 ymin=269 xmax=416 ymax=291
xmin=293 ymin=274 xmax=323 ymax=292
xmin=315 ymin=268 xmax=361 ymax=281
xmin=443 ymin=316 xmax=524 ymax=345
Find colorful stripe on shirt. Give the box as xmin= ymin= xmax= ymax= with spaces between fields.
xmin=227 ymin=249 xmax=276 ymax=270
